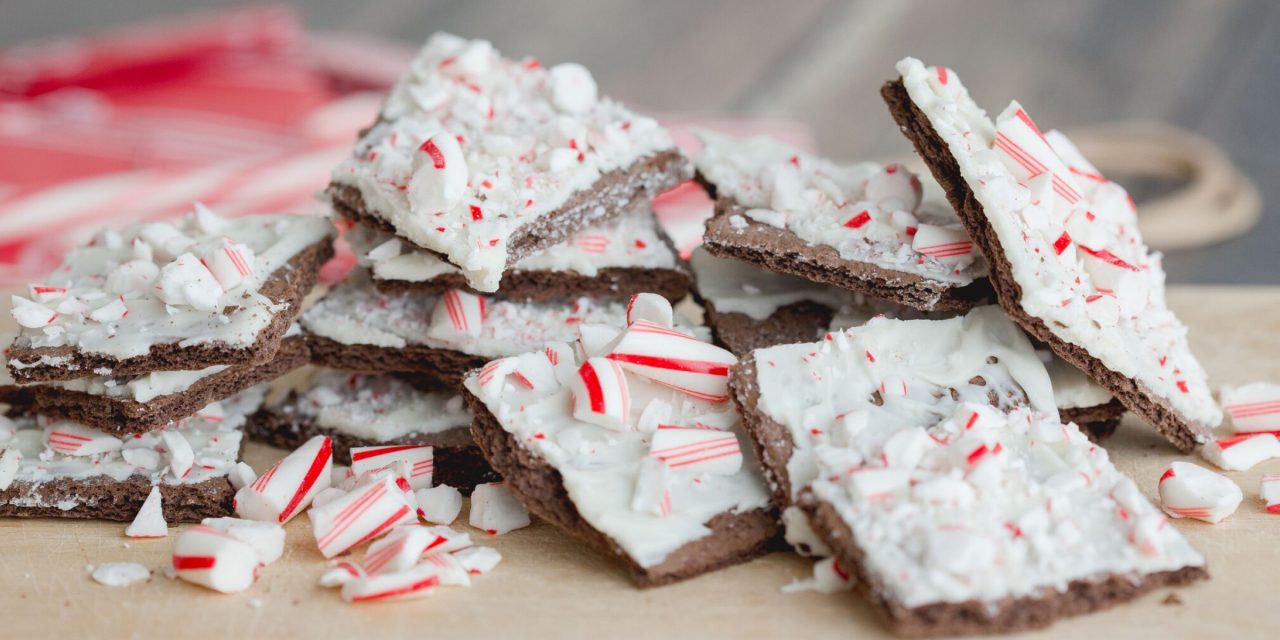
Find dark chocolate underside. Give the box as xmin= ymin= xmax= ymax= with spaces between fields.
xmin=328 ymin=148 xmax=690 ymax=272
xmin=7 ymin=235 xmax=335 ymax=384
xmin=463 ymin=387 xmax=777 ymax=588
xmin=881 ymin=78 xmax=1202 ymax=453
xmin=697 ymin=191 xmax=992 ymax=313
xmin=27 ymin=336 xmax=310 ymax=437
xmin=245 ymin=404 xmax=497 ymax=494
xmin=0 ymin=475 xmax=233 ymax=523
xmin=371 ymin=265 xmax=693 ymax=304
xmin=801 ymin=493 xmax=1206 ymax=637
xmin=304 ymin=333 xmax=487 ymax=389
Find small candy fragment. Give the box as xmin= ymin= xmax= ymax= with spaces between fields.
xmin=422 ymin=525 xmax=473 ymax=555
xmin=227 ymin=462 xmax=257 ymax=491
xmin=1261 ymin=475 xmax=1280 ymax=514
xmin=340 ymin=563 xmax=440 ymax=603
xmin=912 ymin=224 xmax=972 ymax=260
xmin=11 ymin=296 xmax=57 ymax=329
xmin=200 ymin=517 xmax=286 ymax=565
xmin=310 ymin=475 xmax=416 ymax=558
xmin=362 ymin=526 xmax=435 ymax=575
xmin=351 ymin=445 xmax=434 ymax=490
xmin=453 ymin=546 xmax=502 ymax=575
xmin=1221 ymin=382 xmax=1280 ymax=434
xmin=160 ymin=431 xmax=194 ymax=479
xmin=91 ymin=562 xmax=151 ymax=587
xmin=45 ymin=423 xmax=121 ymax=456
xmin=548 ymin=62 xmax=598 ymax=114
xmin=319 ymin=561 xmax=366 ymax=588
xmin=469 ymin=482 xmax=530 ymax=535
xmin=1158 ymin=461 xmax=1242 ymax=524
xmin=414 ymin=484 xmax=463 ymax=525
xmin=200 ymin=239 xmax=256 ymax=290
xmin=410 ymin=131 xmax=469 ymax=215
xmin=234 ymin=435 xmax=333 ymax=524
xmin=571 ymin=357 xmax=631 ymax=431
xmin=630 ymin=457 xmax=673 ymax=516
xmin=155 ymin=253 xmax=224 ymax=311
xmin=428 ymin=289 xmax=486 ymax=340
xmin=648 ymin=426 xmax=743 ymax=475
xmin=125 ymin=487 xmax=167 ymax=538
xmin=606 ymin=320 xmax=736 ymax=403
xmin=0 ymin=449 xmax=22 ymax=491
xmin=625 ymin=293 xmax=673 ymax=328
xmin=171 ymin=525 xmax=261 ymax=594
xmin=1199 ymin=433 xmax=1280 ymax=471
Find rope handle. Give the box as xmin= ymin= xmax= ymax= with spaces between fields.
xmin=1069 ymin=122 xmax=1260 ymax=251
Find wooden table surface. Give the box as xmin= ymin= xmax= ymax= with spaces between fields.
xmin=2 ymin=0 xmax=1277 ymax=285
xmin=0 ymin=286 xmax=1277 ymax=639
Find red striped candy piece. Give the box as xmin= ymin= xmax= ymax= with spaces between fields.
xmin=1222 ymin=384 xmax=1280 ymax=434
xmin=625 ymin=292 xmax=673 ymax=328
xmin=993 ymin=102 xmax=1082 ymax=211
xmin=410 ymin=131 xmax=468 ymax=214
xmin=1262 ymin=475 xmax=1280 ymax=514
xmin=351 ymin=444 xmax=434 ymax=490
xmin=911 ymin=224 xmax=972 ymax=261
xmin=319 ymin=561 xmax=366 ymax=588
xmin=201 ymin=238 xmax=256 ymax=290
xmin=429 ymin=289 xmax=486 ymax=339
xmin=44 ymin=422 xmax=121 ymax=456
xmin=340 ymin=563 xmax=440 ymax=603
xmin=1199 ymin=433 xmax=1280 ymax=472
xmin=310 ymin=475 xmax=416 ymax=558
xmin=571 ymin=357 xmax=632 ymax=431
xmin=468 ymin=482 xmax=531 ymax=535
xmin=648 ymin=426 xmax=743 ymax=476
xmin=1158 ymin=461 xmax=1241 ymax=524
xmin=605 ymin=320 xmax=737 ymax=403
xmin=171 ymin=525 xmax=260 ymax=594
xmin=362 ymin=525 xmax=434 ymax=575
xmin=234 ymin=435 xmax=333 ymax=524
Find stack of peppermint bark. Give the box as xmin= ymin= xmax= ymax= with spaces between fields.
xmin=270 ymin=33 xmax=694 ymax=498
xmin=1 ymin=207 xmax=334 ymax=522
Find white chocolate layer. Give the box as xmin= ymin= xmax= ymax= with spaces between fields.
xmin=273 ymin=370 xmax=470 ymax=442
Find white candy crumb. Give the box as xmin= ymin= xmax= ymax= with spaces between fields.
xmin=91 ymin=562 xmax=151 ymax=587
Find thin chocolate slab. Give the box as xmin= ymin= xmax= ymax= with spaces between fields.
xmin=465 ymin=389 xmax=777 ymax=588
xmin=882 ymin=68 xmax=1213 ymax=452
xmin=0 ymin=475 xmax=233 ymax=523
xmin=8 ymin=234 xmax=334 ymax=384
xmin=305 ymin=333 xmax=487 ymax=388
xmin=26 ymin=336 xmax=309 ymax=437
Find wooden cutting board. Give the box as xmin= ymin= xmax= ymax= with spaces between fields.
xmin=1 ymin=286 xmax=1276 ymax=639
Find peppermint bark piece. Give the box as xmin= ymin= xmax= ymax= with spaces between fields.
xmin=24 ymin=335 xmax=308 ymax=437
xmin=327 ymin=33 xmax=689 ymax=293
xmin=348 ymin=202 xmax=691 ymax=302
xmin=693 ymin=249 xmax=1124 ymax=441
xmin=246 ymin=370 xmax=498 ymax=493
xmin=0 ymin=388 xmax=264 ymax=522
xmin=462 ymin=301 xmax=775 ymax=587
xmin=694 ymin=130 xmax=991 ymax=312
xmin=884 ymin=58 xmax=1219 ymax=451
xmin=7 ymin=207 xmax=335 ymax=383
xmin=741 ymin=316 xmax=1205 ymax=635
xmin=301 ymin=270 xmax=707 ymax=386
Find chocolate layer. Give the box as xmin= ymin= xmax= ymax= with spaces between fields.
xmin=0 ymin=475 xmax=233 ymax=523
xmin=304 ymin=333 xmax=485 ymax=389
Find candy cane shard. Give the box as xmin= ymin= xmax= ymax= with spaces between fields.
xmin=571 ymin=357 xmax=632 ymax=431
xmin=351 ymin=445 xmax=434 ymax=490
xmin=1158 ymin=461 xmax=1242 ymax=524
xmin=605 ymin=320 xmax=737 ymax=403
xmin=1261 ymin=475 xmax=1280 ymax=514
xmin=1222 ymin=382 xmax=1280 ymax=434
xmin=155 ymin=253 xmax=225 ymax=312
xmin=625 ymin=293 xmax=673 ymax=328
xmin=363 ymin=526 xmax=436 ymax=575
xmin=171 ymin=525 xmax=261 ymax=594
xmin=11 ymin=295 xmax=57 ymax=329
xmin=422 ymin=551 xmax=472 ymax=586
xmin=235 ymin=435 xmax=333 ymax=524
xmin=578 ymin=323 xmax=624 ymax=358
xmin=422 ymin=525 xmax=474 ymax=556
xmin=320 ymin=561 xmax=367 ymax=588
xmin=648 ymin=426 xmax=743 ymax=476
xmin=992 ymin=102 xmax=1082 ymax=210
xmin=44 ymin=422 xmax=122 ymax=456
xmin=125 ymin=486 xmax=168 ymax=538
xmin=1198 ymin=433 xmax=1280 ymax=471
xmin=410 ymin=130 xmax=469 ymax=215
xmin=631 ymin=456 xmax=674 ymax=516
xmin=0 ymin=449 xmax=21 ymax=491
xmin=469 ymin=482 xmax=531 ymax=535
xmin=200 ymin=517 xmax=286 ymax=565
xmin=227 ymin=462 xmax=257 ymax=491
xmin=414 ymin=484 xmax=463 ymax=525
xmin=340 ymin=563 xmax=441 ymax=603
xmin=201 ymin=239 xmax=256 ymax=290
xmin=310 ymin=475 xmax=416 ymax=558
xmin=911 ymin=224 xmax=973 ymax=260
xmin=161 ymin=430 xmax=195 ymax=479
xmin=783 ymin=556 xmax=855 ymax=594
xmin=454 ymin=546 xmax=502 ymax=575
xmin=428 ymin=289 xmax=486 ymax=339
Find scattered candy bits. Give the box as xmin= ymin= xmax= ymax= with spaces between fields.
xmin=1158 ymin=462 xmax=1242 ymax=524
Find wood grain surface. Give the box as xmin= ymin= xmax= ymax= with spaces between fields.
xmin=0 ymin=286 xmax=1276 ymax=639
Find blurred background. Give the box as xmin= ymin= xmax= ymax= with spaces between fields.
xmin=1 ymin=0 xmax=1276 ymax=284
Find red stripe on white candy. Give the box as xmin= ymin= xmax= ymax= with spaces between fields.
xmin=1157 ymin=461 xmax=1241 ymax=524
xmin=571 ymin=357 xmax=631 ymax=431
xmin=1199 ymin=433 xmax=1280 ymax=471
xmin=430 ymin=289 xmax=486 ymax=338
xmin=362 ymin=525 xmax=435 ymax=575
xmin=992 ymin=103 xmax=1082 ymax=206
xmin=200 ymin=517 xmax=286 ymax=565
xmin=200 ymin=239 xmax=256 ymax=289
xmin=410 ymin=131 xmax=468 ymax=214
xmin=422 ymin=525 xmax=474 ymax=555
xmin=468 ymin=482 xmax=530 ymax=535
xmin=341 ymin=563 xmax=441 ymax=603
xmin=1222 ymin=384 xmax=1280 ymax=433
xmin=572 ymin=234 xmax=610 ymax=253
xmin=351 ymin=444 xmax=434 ymax=490
xmin=631 ymin=456 xmax=674 ymax=516
xmin=1261 ymin=475 xmax=1280 ymax=514
xmin=171 ymin=525 xmax=261 ymax=594
xmin=45 ymin=422 xmax=121 ymax=456
xmin=27 ymin=285 xmax=66 ymax=303
xmin=911 ymin=224 xmax=972 ymax=260
xmin=310 ymin=475 xmax=417 ymax=558
xmin=625 ymin=293 xmax=673 ymax=328
xmin=648 ymin=426 xmax=743 ymax=475
xmin=319 ymin=561 xmax=366 ymax=588
xmin=234 ymin=435 xmax=333 ymax=524
xmin=605 ymin=320 xmax=737 ymax=403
